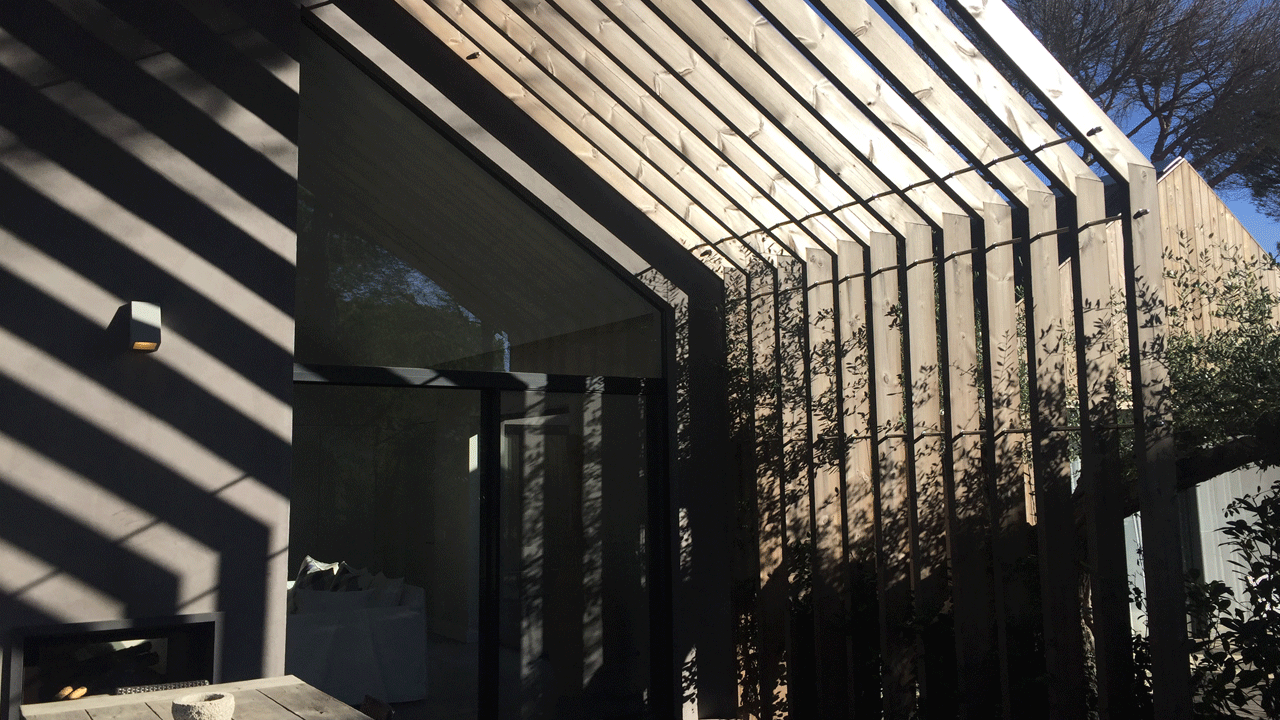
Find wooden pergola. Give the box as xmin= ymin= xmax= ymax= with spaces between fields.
xmin=305 ymin=0 xmax=1187 ymax=717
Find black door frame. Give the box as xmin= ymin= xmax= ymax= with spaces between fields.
xmin=293 ymin=363 xmax=669 ymax=719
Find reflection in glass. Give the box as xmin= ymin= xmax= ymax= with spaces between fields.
xmin=499 ymin=392 xmax=651 ymax=720
xmin=289 ymin=384 xmax=481 ymax=719
xmin=296 ymin=29 xmax=661 ymax=378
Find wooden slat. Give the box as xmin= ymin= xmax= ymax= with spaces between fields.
xmin=802 ymin=0 xmax=1071 ymax=200
xmin=1074 ymin=174 xmax=1134 ymax=719
xmin=940 ymin=212 xmax=1002 ymax=717
xmin=1158 ymin=166 xmax=1184 ymax=324
xmin=775 ymin=256 xmax=816 ymax=715
xmin=904 ymin=221 xmax=952 ymax=716
xmin=806 ymin=246 xmax=850 ymax=718
xmin=981 ymin=203 xmax=1022 ymax=530
xmin=1175 ymin=167 xmax=1204 ymax=331
xmin=1188 ymin=167 xmax=1214 ymax=332
xmin=1124 ymin=163 xmax=1193 ymax=720
xmin=981 ymin=201 xmax=1039 ymax=716
xmin=870 ymin=232 xmax=914 ymax=717
xmin=943 ymin=0 xmax=1149 ymax=181
xmin=837 ymin=0 xmax=1094 ymax=194
xmin=1025 ymin=188 xmax=1086 ymax=719
xmin=1204 ymin=175 xmax=1226 ymax=331
xmin=665 ymin=0 xmax=991 ymax=215
xmin=724 ymin=268 xmax=761 ymax=718
xmin=838 ymin=240 xmax=880 ymax=716
xmin=749 ymin=255 xmax=788 ymax=720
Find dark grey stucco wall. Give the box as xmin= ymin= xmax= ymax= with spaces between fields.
xmin=1 ymin=2 xmax=735 ymax=718
xmin=0 ymin=0 xmax=298 ymax=709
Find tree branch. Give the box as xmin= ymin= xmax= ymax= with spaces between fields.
xmin=1175 ymin=432 xmax=1280 ymax=492
xmin=1080 ymin=424 xmax=1280 ymax=522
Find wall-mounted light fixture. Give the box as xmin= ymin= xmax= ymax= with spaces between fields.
xmin=129 ymin=301 xmax=161 ymax=352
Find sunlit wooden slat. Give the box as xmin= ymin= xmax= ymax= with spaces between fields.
xmin=803 ymin=246 xmax=850 ymax=717
xmin=1124 ymin=163 xmax=1193 ymax=719
xmin=735 ymin=0 xmax=1003 ymax=211
xmin=837 ymin=239 xmax=878 ymax=714
xmin=1026 ymin=188 xmax=1087 ymax=718
xmin=1074 ymin=174 xmax=1134 ymax=719
xmin=904 ymin=221 xmax=949 ymax=708
xmin=945 ymin=0 xmax=1150 ymax=181
xmin=841 ymin=0 xmax=1092 ymax=194
xmin=644 ymin=0 xmax=964 ymax=224
xmin=869 ymin=232 xmax=914 ymax=715
xmin=940 ymin=212 xmax=1002 ymax=715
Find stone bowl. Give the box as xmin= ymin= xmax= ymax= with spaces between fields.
xmin=171 ymin=692 xmax=235 ymax=720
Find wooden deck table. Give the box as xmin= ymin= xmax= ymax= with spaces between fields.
xmin=21 ymin=676 xmax=369 ymax=720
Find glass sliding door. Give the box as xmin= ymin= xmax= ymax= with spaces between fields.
xmin=499 ymin=391 xmax=652 ymax=720
xmin=289 ymin=377 xmax=659 ymax=719
xmin=289 ymin=384 xmax=482 ymax=718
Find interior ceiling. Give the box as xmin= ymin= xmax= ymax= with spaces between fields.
xmin=302 ymin=0 xmax=1151 ymax=269
xmin=300 ymin=26 xmax=660 ymax=346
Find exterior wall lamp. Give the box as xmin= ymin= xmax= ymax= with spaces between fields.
xmin=129 ymin=301 xmax=161 ymax=352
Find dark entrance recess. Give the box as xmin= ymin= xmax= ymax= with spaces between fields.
xmin=6 ymin=613 xmax=222 ymax=713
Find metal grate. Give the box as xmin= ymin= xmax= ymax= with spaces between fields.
xmin=113 ymin=680 xmax=210 ymax=696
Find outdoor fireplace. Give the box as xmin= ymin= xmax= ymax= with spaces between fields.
xmin=4 ymin=613 xmax=222 ymax=720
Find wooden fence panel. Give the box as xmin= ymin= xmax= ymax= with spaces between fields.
xmin=1159 ymin=159 xmax=1279 ymax=329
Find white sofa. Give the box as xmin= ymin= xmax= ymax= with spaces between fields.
xmin=284 ymin=581 xmax=428 ymax=704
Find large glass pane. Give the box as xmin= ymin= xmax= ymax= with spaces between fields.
xmin=288 ymin=384 xmax=481 ymax=719
xmin=296 ymin=29 xmax=661 ymax=378
xmin=499 ymin=391 xmax=651 ymax=720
